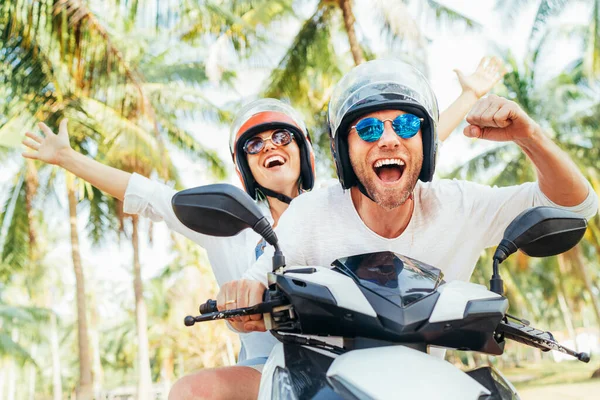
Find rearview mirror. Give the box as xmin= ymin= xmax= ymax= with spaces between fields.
xmin=489 ymin=206 xmax=587 ymax=295
xmin=171 ymin=184 xmax=271 ymax=240
xmin=172 ymin=183 xmax=284 ymax=270
xmin=496 ymin=206 xmax=587 ymax=261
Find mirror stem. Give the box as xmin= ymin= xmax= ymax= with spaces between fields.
xmin=253 ymin=218 xmax=278 ymax=247
xmin=272 ymin=243 xmax=286 ymax=272
xmin=490 ymin=258 xmax=504 ymax=296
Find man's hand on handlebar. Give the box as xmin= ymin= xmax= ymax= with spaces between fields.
xmin=217 ymin=279 xmax=267 ymax=332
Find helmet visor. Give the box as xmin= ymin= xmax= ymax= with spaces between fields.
xmin=230 ymin=98 xmax=307 ymax=152
xmin=328 ymin=60 xmax=439 ymax=137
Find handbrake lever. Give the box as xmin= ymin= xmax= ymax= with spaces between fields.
xmin=184 ymin=298 xmax=285 ymax=327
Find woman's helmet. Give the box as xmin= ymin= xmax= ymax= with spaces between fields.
xmin=328 ymin=59 xmax=439 ymax=189
xmin=229 ymin=98 xmax=315 ymax=203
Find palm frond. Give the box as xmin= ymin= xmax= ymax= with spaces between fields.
xmin=371 ymin=0 xmax=429 ymax=73
xmin=145 ymin=82 xmax=233 ymax=124
xmin=0 ymin=332 xmax=35 ymax=363
xmin=494 ymin=0 xmax=536 ymax=27
xmin=425 ymin=0 xmax=482 ymax=30
xmin=179 ymin=0 xmax=257 ymax=50
xmin=584 ymin=0 xmax=600 ymax=77
xmin=142 ymin=61 xmax=209 ymax=85
xmin=446 ymin=143 xmax=516 ymax=182
xmin=157 ymin=114 xmax=227 ymax=180
xmin=77 ymin=97 xmax=160 ymax=151
xmin=86 ymin=185 xmax=119 ymax=246
xmin=263 ymin=4 xmax=344 ymax=111
xmin=0 ymin=170 xmax=28 ymax=279
xmin=490 ymin=152 xmax=534 ymax=187
xmin=179 ymin=0 xmax=294 ymax=54
xmin=528 ymin=0 xmax=571 ymax=52
xmin=502 ymin=53 xmax=536 ymax=115
xmin=0 ymin=112 xmax=37 ymax=149
xmin=1 ymin=0 xmax=153 ymax=127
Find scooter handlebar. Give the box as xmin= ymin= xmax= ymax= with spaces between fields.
xmin=498 ymin=320 xmax=590 ymax=363
xmin=184 ymin=291 xmax=287 ymax=327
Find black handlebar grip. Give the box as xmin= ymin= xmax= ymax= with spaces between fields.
xmin=199 ymin=299 xmax=218 ymax=314
xmin=578 ymin=352 xmax=591 ymax=363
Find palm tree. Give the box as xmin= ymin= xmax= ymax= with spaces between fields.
xmin=1 ymin=0 xmax=158 ymax=395
xmin=0 ymin=147 xmax=68 ymax=399
xmin=145 ymin=236 xmax=240 ymax=377
xmin=2 ymin=5 xmax=214 ymax=400
xmin=496 ymin=0 xmax=599 ymax=78
xmin=2 ymin=0 xmax=234 ymax=397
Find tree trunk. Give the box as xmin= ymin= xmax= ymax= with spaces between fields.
xmin=7 ymin=330 xmax=18 ymax=400
xmin=176 ymin=353 xmax=184 ymax=378
xmin=50 ymin=312 xmax=63 ymax=400
xmin=557 ymin=255 xmax=579 ymax=351
xmin=24 ymin=160 xmax=38 ymax=260
xmin=160 ymin=348 xmax=174 ymax=400
xmin=131 ymin=215 xmax=153 ymax=400
xmin=569 ymin=246 xmax=600 ymax=326
xmin=6 ymin=359 xmax=15 ymax=400
xmin=567 ymin=246 xmax=600 ymax=378
xmin=89 ymin=292 xmax=104 ymax=397
xmin=225 ymin=335 xmax=236 ymax=366
xmin=0 ymin=360 xmax=5 ymax=400
xmin=159 ymin=348 xmax=174 ymax=383
xmin=27 ymin=345 xmax=37 ymax=400
xmin=0 ymin=361 xmax=5 ymax=400
xmin=67 ymin=173 xmax=94 ymax=400
xmin=339 ymin=0 xmax=365 ymax=65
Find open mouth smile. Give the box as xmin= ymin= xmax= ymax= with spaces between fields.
xmin=372 ymin=158 xmax=406 ymax=183
xmin=263 ymin=155 xmax=287 ymax=169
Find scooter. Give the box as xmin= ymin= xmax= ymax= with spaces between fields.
xmin=172 ymin=184 xmax=591 ymax=400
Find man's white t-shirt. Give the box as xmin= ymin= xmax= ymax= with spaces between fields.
xmin=123 ymin=173 xmax=279 ymax=361
xmin=244 ymin=179 xmax=598 ymax=285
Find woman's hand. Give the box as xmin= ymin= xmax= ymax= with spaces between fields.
xmin=21 ymin=117 xmax=131 ymax=201
xmin=217 ymin=279 xmax=267 ymax=332
xmin=454 ymin=56 xmax=506 ymax=99
xmin=22 ymin=118 xmax=72 ymax=166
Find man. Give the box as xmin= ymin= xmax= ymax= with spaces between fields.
xmin=218 ymin=59 xmax=598 ymax=340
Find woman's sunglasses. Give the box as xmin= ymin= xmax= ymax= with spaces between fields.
xmin=351 ymin=113 xmax=424 ymax=142
xmin=243 ymin=129 xmax=295 ymax=155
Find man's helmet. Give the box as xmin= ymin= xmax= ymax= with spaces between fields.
xmin=229 ymin=98 xmax=315 ymax=203
xmin=328 ymin=59 xmax=439 ymax=189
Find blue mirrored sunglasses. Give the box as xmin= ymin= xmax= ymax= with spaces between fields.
xmin=351 ymin=113 xmax=424 ymax=142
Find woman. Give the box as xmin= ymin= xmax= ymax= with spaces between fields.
xmin=22 ymin=98 xmax=313 ymax=362
xmin=21 ymin=56 xmax=505 ymax=400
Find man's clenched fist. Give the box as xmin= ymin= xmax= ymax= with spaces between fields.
xmin=464 ymin=94 xmax=541 ymax=144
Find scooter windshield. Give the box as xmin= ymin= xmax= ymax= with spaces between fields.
xmin=332 ymin=251 xmax=443 ymax=308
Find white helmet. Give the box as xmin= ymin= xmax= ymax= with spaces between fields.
xmin=328 ymin=59 xmax=439 ymax=188
xmin=229 ymin=99 xmax=315 ymax=203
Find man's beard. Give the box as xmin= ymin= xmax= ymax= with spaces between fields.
xmin=351 ymin=154 xmax=422 ymax=211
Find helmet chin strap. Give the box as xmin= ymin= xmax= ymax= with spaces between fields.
xmin=257 ymin=185 xmax=293 ymax=204
xmin=356 ymin=181 xmax=376 ymax=202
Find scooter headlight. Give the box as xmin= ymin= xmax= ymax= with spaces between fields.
xmin=271 ymin=366 xmax=298 ymax=400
